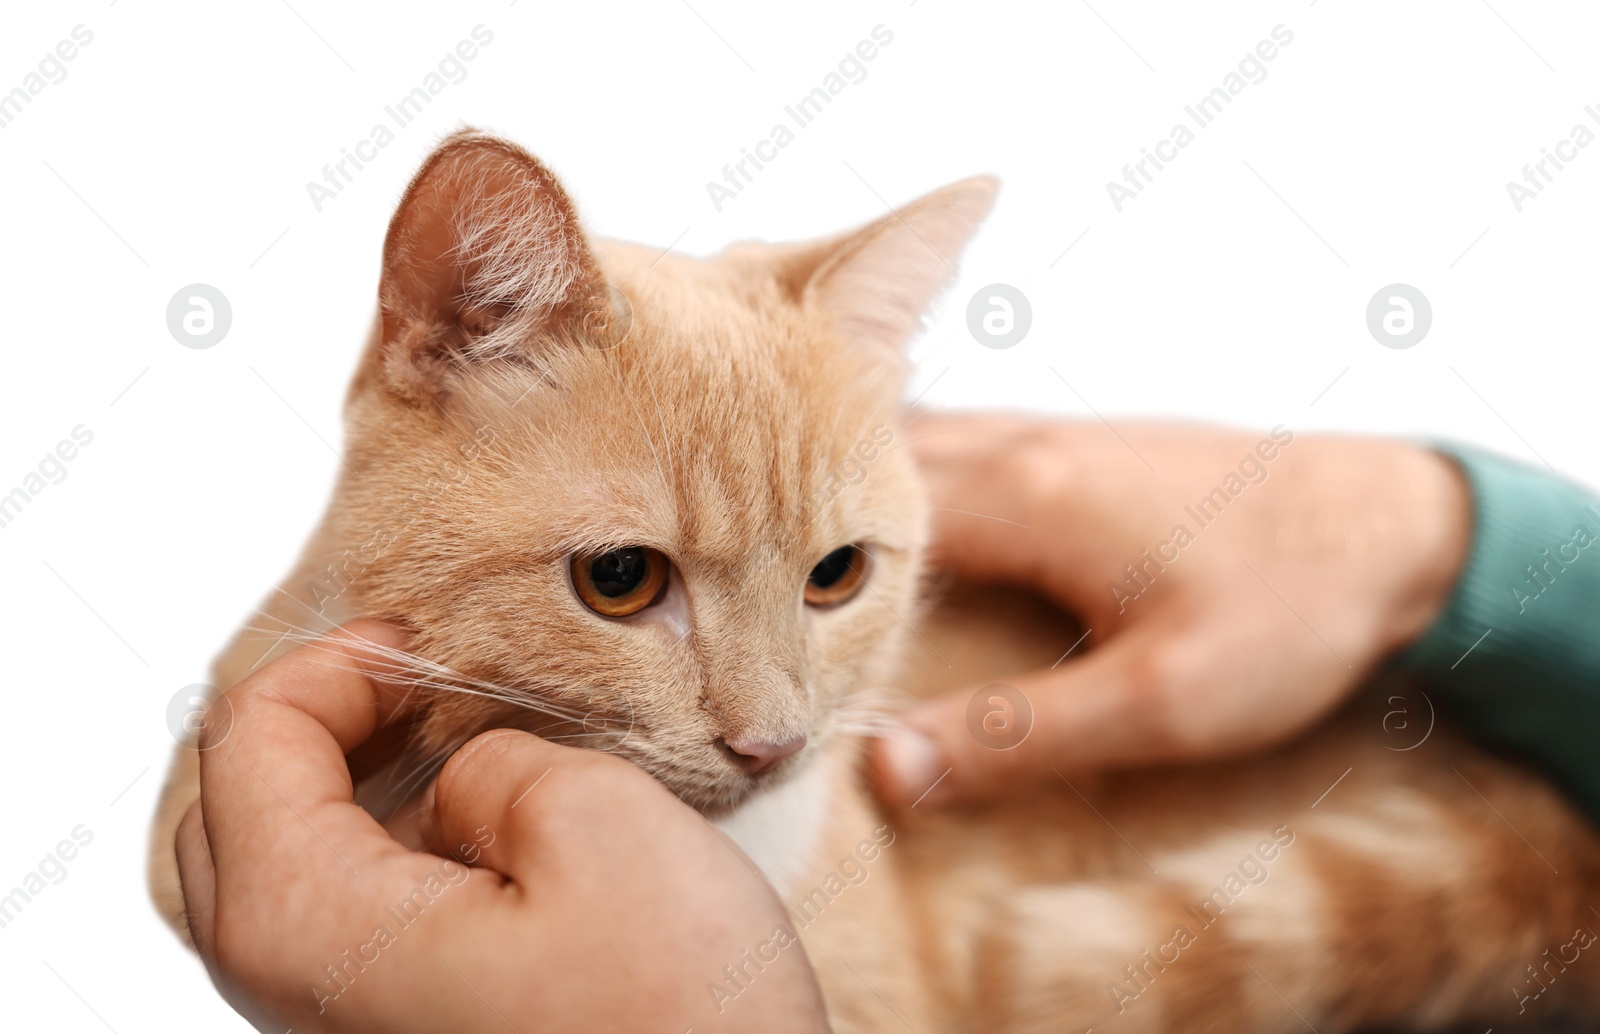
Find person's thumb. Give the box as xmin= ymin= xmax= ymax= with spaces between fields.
xmin=868 ymin=625 xmax=1183 ymax=807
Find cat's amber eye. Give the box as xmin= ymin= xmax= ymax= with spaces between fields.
xmin=804 ymin=544 xmax=868 ymax=607
xmin=571 ymin=547 xmax=670 ymax=618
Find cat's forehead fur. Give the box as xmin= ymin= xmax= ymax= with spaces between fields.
xmin=356 ymin=238 xmax=914 ymax=568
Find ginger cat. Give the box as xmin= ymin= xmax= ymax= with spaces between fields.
xmin=152 ymin=131 xmax=1600 ymax=1032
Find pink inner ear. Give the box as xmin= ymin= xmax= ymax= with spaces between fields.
xmin=803 ymin=176 xmax=999 ymax=355
xmin=363 ymin=133 xmax=620 ymax=406
xmin=379 ymin=131 xmax=603 ymax=352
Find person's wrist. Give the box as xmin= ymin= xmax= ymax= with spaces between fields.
xmin=1380 ymin=445 xmax=1472 ymax=653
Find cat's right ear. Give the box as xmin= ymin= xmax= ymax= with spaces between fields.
xmin=785 ymin=176 xmax=998 ymax=358
xmin=372 ymin=130 xmax=618 ymax=405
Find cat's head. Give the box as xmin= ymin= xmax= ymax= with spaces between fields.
xmin=331 ymin=131 xmax=994 ymax=813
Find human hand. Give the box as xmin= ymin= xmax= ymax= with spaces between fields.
xmin=176 ymin=620 xmax=828 ymax=1033
xmin=870 ymin=413 xmax=1471 ymax=806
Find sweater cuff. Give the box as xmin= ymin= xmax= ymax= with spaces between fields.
xmin=1397 ymin=444 xmax=1600 ymax=682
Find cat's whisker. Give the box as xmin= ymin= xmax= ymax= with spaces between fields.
xmin=371 ymin=716 xmax=641 ymax=811
xmin=535 ymin=732 xmax=635 ymax=756
xmin=831 ymin=724 xmax=899 ymax=740
xmin=827 ymin=685 xmax=915 ymax=740
xmin=831 ymin=713 xmax=901 ymax=729
xmin=830 ymin=701 xmax=900 ymax=717
xmin=383 ymin=738 xmax=466 ymax=810
xmin=240 ymin=620 xmax=594 ymax=727
xmin=238 ymin=621 xmax=640 ymax=774
xmin=244 ymin=612 xmax=424 ymax=718
xmin=265 ymin=584 xmax=341 ymax=629
xmin=830 ymin=713 xmax=902 ymax=730
xmin=239 ymin=603 xmax=329 ymax=671
xmin=375 ymin=673 xmax=592 ymax=726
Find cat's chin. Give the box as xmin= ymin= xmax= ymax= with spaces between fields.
xmin=677 ymin=776 xmax=793 ymax=819
xmin=669 ymin=755 xmax=815 ymax=819
xmin=708 ymin=752 xmax=837 ymax=896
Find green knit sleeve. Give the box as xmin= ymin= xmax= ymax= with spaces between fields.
xmin=1395 ymin=444 xmax=1600 ymax=821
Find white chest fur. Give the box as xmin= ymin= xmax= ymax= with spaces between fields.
xmin=712 ymin=753 xmax=836 ymax=899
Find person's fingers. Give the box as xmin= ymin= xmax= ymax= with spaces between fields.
xmin=902 ymin=411 xmax=1045 ymax=580
xmin=870 ymin=620 xmax=1206 ymax=806
xmin=198 ymin=619 xmax=418 ymax=891
xmin=904 ymin=412 xmax=1153 ymax=619
xmin=173 ymin=801 xmax=216 ymax=955
xmin=420 ymin=728 xmax=614 ymax=888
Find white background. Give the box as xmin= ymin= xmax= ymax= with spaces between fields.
xmin=2 ymin=1 xmax=1597 ymax=1028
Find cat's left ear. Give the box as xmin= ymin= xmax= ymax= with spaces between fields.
xmin=791 ymin=176 xmax=998 ymax=354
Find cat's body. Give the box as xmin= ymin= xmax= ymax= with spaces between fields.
xmin=152 ymin=133 xmax=1600 ymax=1031
xmin=799 ymin=586 xmax=1600 ymax=1032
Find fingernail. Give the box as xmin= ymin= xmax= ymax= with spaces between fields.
xmin=879 ymin=723 xmax=947 ymax=806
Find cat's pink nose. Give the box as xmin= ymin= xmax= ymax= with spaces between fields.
xmin=723 ymin=734 xmax=807 ymax=775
